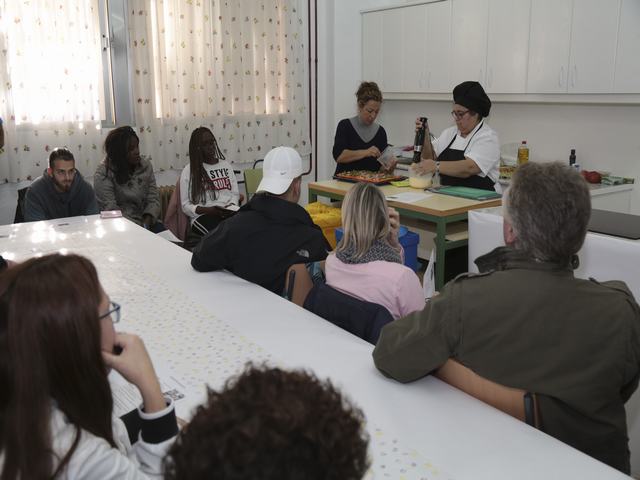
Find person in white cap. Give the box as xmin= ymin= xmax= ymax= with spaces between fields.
xmin=191 ymin=146 xmax=330 ymax=295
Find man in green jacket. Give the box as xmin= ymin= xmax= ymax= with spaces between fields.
xmin=373 ymin=162 xmax=640 ymax=474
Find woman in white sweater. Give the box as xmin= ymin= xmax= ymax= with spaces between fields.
xmin=180 ymin=127 xmax=242 ymax=237
xmin=0 ymin=254 xmax=177 ymax=479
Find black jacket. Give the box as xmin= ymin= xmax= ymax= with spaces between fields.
xmin=191 ymin=194 xmax=330 ymax=294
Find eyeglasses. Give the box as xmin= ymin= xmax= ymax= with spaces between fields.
xmin=99 ymin=301 xmax=121 ymax=324
xmin=451 ymin=110 xmax=470 ymax=120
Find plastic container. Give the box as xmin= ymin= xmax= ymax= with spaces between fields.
xmin=334 ymin=227 xmax=420 ymax=272
xmin=408 ymin=164 xmax=433 ymax=189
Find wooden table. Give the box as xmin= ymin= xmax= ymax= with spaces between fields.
xmin=308 ymin=180 xmax=502 ymax=289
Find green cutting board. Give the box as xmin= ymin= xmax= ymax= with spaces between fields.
xmin=428 ymin=186 xmax=502 ymax=201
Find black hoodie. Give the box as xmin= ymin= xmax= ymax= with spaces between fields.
xmin=191 ymin=193 xmax=330 ymax=294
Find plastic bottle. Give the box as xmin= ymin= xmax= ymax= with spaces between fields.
xmin=517 ymin=141 xmax=529 ymax=165
xmin=569 ymin=149 xmax=576 ymax=166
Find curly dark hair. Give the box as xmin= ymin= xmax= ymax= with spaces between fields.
xmin=164 ymin=364 xmax=370 ymax=480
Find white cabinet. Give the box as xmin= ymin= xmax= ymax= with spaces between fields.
xmin=380 ymin=8 xmax=404 ymax=92
xmin=614 ymin=0 xmax=640 ymax=93
xmin=362 ymin=10 xmax=383 ymax=87
xmin=450 ymin=0 xmax=489 ymax=87
xmin=401 ymin=4 xmax=428 ymax=92
xmin=527 ymin=0 xmax=572 ymax=93
xmin=485 ymin=0 xmax=530 ymax=93
xmin=568 ymin=0 xmax=619 ymax=93
xmin=424 ymin=0 xmax=451 ymax=93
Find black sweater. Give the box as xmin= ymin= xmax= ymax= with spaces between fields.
xmin=332 ymin=119 xmax=388 ymax=175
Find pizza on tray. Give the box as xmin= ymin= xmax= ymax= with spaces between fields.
xmin=334 ymin=170 xmax=404 ymax=185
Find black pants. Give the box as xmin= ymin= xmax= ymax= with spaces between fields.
xmin=191 ymin=214 xmax=223 ymax=236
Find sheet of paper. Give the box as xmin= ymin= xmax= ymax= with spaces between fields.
xmin=386 ymin=192 xmax=432 ymax=203
xmin=225 ymin=204 xmax=240 ymax=212
xmin=109 ymin=361 xmax=207 ymax=422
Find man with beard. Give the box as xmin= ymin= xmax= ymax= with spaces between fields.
xmin=24 ymin=148 xmax=99 ymax=222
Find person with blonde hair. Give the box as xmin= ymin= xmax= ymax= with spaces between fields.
xmin=325 ymin=182 xmax=424 ymax=320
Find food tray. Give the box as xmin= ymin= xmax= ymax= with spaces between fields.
xmin=334 ymin=170 xmax=406 ymax=185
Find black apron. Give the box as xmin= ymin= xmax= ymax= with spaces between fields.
xmin=438 ymin=123 xmax=495 ymax=191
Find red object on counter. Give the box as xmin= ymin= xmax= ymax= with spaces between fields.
xmin=581 ymin=171 xmax=602 ymax=184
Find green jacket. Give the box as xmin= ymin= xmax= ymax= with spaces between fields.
xmin=373 ymin=247 xmax=640 ymax=473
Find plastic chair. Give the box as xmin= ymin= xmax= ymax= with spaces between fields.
xmin=243 ymin=168 xmax=263 ymax=201
xmin=303 ymin=283 xmax=393 ymax=344
xmin=435 ymin=359 xmax=540 ymax=427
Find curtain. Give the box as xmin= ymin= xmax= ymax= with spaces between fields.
xmin=128 ymin=0 xmax=310 ymax=170
xmin=0 ymin=0 xmax=310 ymax=182
xmin=0 ymin=0 xmax=107 ymax=183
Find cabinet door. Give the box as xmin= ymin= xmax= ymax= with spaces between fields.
xmin=401 ymin=4 xmax=428 ymax=92
xmin=362 ymin=11 xmax=383 ymax=86
xmin=614 ymin=0 xmax=640 ymax=93
xmin=568 ymin=0 xmax=620 ymax=93
xmin=450 ymin=0 xmax=489 ymax=88
xmin=425 ymin=0 xmax=452 ymax=93
xmin=381 ymin=8 xmax=404 ymax=92
xmin=485 ymin=0 xmax=530 ymax=93
xmin=527 ymin=0 xmax=572 ymax=93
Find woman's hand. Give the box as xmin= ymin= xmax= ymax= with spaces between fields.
xmin=387 ymin=207 xmax=402 ymax=249
xmin=102 ymin=333 xmax=166 ymax=413
xmin=365 ymin=146 xmax=381 ymax=159
xmin=379 ymin=157 xmax=398 ymax=174
xmin=412 ymin=159 xmax=436 ymax=175
xmin=142 ymin=214 xmax=154 ymax=229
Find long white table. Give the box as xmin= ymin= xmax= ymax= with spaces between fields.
xmin=0 ymin=215 xmax=629 ymax=479
xmin=469 ymin=207 xmax=640 ymax=476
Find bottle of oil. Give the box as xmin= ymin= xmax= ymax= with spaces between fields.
xmin=517 ymin=141 xmax=529 ymax=165
xmin=412 ymin=117 xmax=427 ymax=163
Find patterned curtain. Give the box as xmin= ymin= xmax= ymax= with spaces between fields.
xmin=0 ymin=0 xmax=107 ymax=183
xmin=128 ymin=0 xmax=310 ymax=170
xmin=0 ymin=0 xmax=310 ymax=183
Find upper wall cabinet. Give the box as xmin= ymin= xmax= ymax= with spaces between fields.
xmin=614 ymin=0 xmax=640 ymax=93
xmin=362 ymin=0 xmax=640 ymax=97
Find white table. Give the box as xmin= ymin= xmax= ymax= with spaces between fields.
xmin=0 ymin=215 xmax=629 ymax=480
xmin=469 ymin=207 xmax=640 ymax=475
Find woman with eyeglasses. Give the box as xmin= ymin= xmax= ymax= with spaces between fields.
xmin=0 ymin=254 xmax=177 ymax=479
xmin=332 ymin=81 xmax=397 ymax=176
xmin=95 ymin=126 xmax=165 ymax=232
xmin=180 ymin=127 xmax=242 ymax=237
xmin=414 ymin=81 xmax=500 ymax=191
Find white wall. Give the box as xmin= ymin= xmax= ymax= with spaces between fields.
xmin=317 ymin=0 xmax=640 ymax=213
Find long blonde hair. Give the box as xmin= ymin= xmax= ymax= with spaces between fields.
xmin=337 ymin=182 xmax=390 ymax=259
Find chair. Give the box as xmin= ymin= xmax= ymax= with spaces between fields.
xmin=283 ymin=263 xmax=314 ymax=307
xmin=303 ymin=283 xmax=393 ymax=344
xmin=243 ymin=168 xmax=263 ymax=201
xmin=13 ymin=187 xmax=29 ymax=223
xmin=434 ymin=359 xmax=539 ymax=427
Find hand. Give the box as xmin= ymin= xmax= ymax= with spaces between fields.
xmin=380 ymin=157 xmax=398 ymax=174
xmin=214 ymin=206 xmax=234 ymax=219
xmin=365 ymin=146 xmax=381 ymax=159
xmin=415 ymin=117 xmax=425 ymax=133
xmin=412 ymin=159 xmax=436 ymax=175
xmin=102 ymin=333 xmax=166 ymax=413
xmin=387 ymin=207 xmax=402 ymax=249
xmin=238 ymin=193 xmax=245 ymax=206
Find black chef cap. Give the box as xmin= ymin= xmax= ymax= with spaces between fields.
xmin=453 ymin=81 xmax=491 ymax=117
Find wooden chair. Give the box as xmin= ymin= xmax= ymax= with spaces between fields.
xmin=435 ymin=359 xmax=539 ymax=427
xmin=284 ymin=263 xmax=314 ymax=307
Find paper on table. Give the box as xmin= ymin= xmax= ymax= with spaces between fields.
xmin=386 ymin=192 xmax=432 ymax=203
xmin=224 ymin=204 xmax=240 ymax=212
xmin=423 ymin=248 xmax=435 ymax=300
xmin=109 ymin=362 xmax=206 ymax=422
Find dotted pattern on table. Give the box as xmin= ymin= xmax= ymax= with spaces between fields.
xmin=0 ymin=226 xmax=454 ymax=479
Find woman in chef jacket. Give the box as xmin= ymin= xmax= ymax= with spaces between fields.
xmin=332 ymin=81 xmax=397 ymax=176
xmin=414 ymin=81 xmax=500 ymax=191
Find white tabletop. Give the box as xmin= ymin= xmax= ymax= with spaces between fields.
xmin=0 ymin=215 xmax=629 ymax=479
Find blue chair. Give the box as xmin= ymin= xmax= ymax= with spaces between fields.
xmin=303 ymin=283 xmax=393 ymax=345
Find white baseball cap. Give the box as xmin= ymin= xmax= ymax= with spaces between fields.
xmin=256 ymin=146 xmax=303 ymax=195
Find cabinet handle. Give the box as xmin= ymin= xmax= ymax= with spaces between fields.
xmin=572 ymin=65 xmax=577 ymax=88
xmin=488 ymin=68 xmax=493 ymax=88
xmin=479 ymin=69 xmax=483 ymax=83
xmin=428 ymin=71 xmax=431 ymax=89
xmin=559 ymin=66 xmax=565 ymax=88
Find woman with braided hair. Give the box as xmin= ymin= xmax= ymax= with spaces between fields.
xmin=180 ymin=127 xmax=242 ymax=237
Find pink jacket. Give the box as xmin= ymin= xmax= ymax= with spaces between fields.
xmin=325 ymin=254 xmax=425 ymax=320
